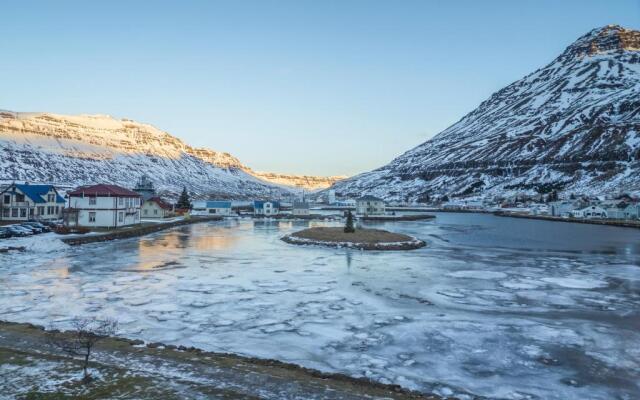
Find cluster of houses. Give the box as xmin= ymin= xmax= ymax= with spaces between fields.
xmin=0 ymin=177 xmax=391 ymax=231
xmin=547 ymin=197 xmax=640 ymax=220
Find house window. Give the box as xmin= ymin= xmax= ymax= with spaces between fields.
xmin=20 ymin=208 xmax=27 ymax=218
xmin=2 ymin=209 xmax=9 ymax=217
xmin=153 ymin=209 xmax=158 ymax=215
xmin=118 ymin=212 xmax=124 ymax=222
xmin=29 ymin=208 xmax=34 ymax=216
xmin=3 ymin=195 xmax=9 ymax=204
xmin=89 ymin=197 xmax=96 ymax=205
xmin=143 ymin=209 xmax=148 ymax=215
xmin=118 ymin=197 xmax=124 ymax=206
xmin=16 ymin=194 xmax=25 ymax=202
xmin=209 ymin=209 xmax=216 ymax=214
xmin=37 ymin=206 xmax=45 ymax=215
xmin=47 ymin=194 xmax=55 ymax=202
xmin=89 ymin=212 xmax=96 ymax=222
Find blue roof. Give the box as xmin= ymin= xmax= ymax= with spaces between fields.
xmin=254 ymin=200 xmax=280 ymax=209
xmin=8 ymin=184 xmax=65 ymax=204
xmin=206 ymin=200 xmax=231 ymax=208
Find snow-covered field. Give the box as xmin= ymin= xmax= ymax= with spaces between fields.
xmin=1 ymin=214 xmax=639 ymax=399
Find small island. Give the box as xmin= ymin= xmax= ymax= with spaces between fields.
xmin=281 ymin=227 xmax=426 ymax=250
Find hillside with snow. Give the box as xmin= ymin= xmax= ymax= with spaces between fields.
xmin=331 ymin=25 xmax=640 ymax=201
xmin=0 ymin=111 xmax=342 ymax=198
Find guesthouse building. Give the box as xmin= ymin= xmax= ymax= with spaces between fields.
xmin=192 ymin=200 xmax=232 ymax=216
xmin=292 ymin=201 xmax=310 ymax=216
xmin=356 ymin=195 xmax=386 ymax=216
xmin=0 ymin=183 xmax=65 ymax=221
xmin=254 ymin=200 xmax=280 ymax=216
xmin=65 ymin=184 xmax=141 ymax=228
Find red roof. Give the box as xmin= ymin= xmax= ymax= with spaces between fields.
xmin=68 ymin=184 xmax=141 ymax=197
xmin=147 ymin=196 xmax=172 ymax=210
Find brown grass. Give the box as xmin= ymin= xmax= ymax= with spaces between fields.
xmin=289 ymin=227 xmax=413 ymax=243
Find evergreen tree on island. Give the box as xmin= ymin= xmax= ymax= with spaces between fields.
xmin=344 ymin=210 xmax=355 ymax=233
xmin=176 ymin=186 xmax=192 ymax=209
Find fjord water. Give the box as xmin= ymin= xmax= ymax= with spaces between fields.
xmin=1 ymin=213 xmax=639 ymax=399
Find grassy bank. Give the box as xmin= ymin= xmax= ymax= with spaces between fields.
xmin=0 ymin=321 xmax=444 ymax=400
xmin=61 ymin=216 xmax=223 ymax=246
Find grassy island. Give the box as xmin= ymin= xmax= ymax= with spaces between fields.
xmin=281 ymin=227 xmax=426 ymax=251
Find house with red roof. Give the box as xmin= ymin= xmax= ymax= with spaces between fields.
xmin=141 ymin=196 xmax=174 ymax=219
xmin=65 ymin=184 xmax=142 ymax=228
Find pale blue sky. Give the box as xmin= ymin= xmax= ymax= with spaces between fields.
xmin=1 ymin=1 xmax=638 ymax=176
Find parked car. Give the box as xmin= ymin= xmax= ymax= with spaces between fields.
xmin=0 ymin=227 xmax=12 ymax=239
xmin=25 ymin=221 xmax=52 ymax=232
xmin=5 ymin=226 xmax=32 ymax=237
xmin=20 ymin=223 xmax=44 ymax=234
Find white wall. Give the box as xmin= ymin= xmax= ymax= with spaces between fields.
xmin=67 ymin=196 xmax=140 ymax=228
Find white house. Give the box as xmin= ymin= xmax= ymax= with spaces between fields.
xmin=141 ymin=197 xmax=173 ymax=219
xmin=0 ymin=183 xmax=65 ymax=221
xmin=254 ymin=200 xmax=280 ymax=216
xmin=549 ymin=200 xmax=583 ymax=217
xmin=65 ymin=184 xmax=141 ymax=228
xmin=623 ymin=203 xmax=640 ymax=220
xmin=572 ymin=205 xmax=607 ymax=219
xmin=356 ymin=195 xmax=386 ymax=216
xmin=192 ymin=200 xmax=232 ymax=216
xmin=292 ymin=201 xmax=310 ymax=216
xmin=326 ymin=190 xmax=336 ymax=205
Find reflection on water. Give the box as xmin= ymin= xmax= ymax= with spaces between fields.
xmin=1 ymin=215 xmax=640 ymax=400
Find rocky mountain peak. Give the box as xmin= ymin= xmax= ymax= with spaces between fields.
xmin=561 ymin=25 xmax=640 ymax=59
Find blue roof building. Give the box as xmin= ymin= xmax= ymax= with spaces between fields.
xmin=1 ymin=183 xmax=65 ymax=221
xmin=253 ymin=200 xmax=280 ymax=216
xmin=191 ymin=200 xmax=233 ymax=216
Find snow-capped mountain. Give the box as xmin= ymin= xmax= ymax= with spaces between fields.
xmin=331 ymin=25 xmax=640 ymax=201
xmin=0 ymin=111 xmax=339 ymax=198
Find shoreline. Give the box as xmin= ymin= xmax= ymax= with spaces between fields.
xmin=60 ymin=216 xmax=223 ymax=246
xmin=0 ymin=320 xmax=444 ymax=400
xmin=282 ymin=227 xmax=426 ymax=251
xmin=495 ymin=211 xmax=640 ymax=229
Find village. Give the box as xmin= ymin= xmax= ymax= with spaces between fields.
xmin=0 ymin=176 xmax=404 ymax=240
xmin=2 ymin=175 xmax=640 ymax=241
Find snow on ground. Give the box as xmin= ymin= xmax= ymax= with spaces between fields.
xmin=0 ymin=213 xmax=639 ymax=399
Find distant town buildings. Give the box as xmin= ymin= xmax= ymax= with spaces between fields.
xmin=65 ymin=184 xmax=141 ymax=228
xmin=0 ymin=183 xmax=65 ymax=221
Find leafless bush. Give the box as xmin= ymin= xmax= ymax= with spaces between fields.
xmin=47 ymin=317 xmax=118 ymax=382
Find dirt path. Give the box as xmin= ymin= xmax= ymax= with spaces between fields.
xmin=0 ymin=321 xmax=447 ymax=400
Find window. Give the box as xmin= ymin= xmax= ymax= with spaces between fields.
xmin=3 ymin=195 xmax=9 ymax=204
xmin=143 ymin=209 xmax=148 ymax=215
xmin=55 ymin=206 xmax=59 ymax=214
xmin=29 ymin=208 xmax=34 ymax=216
xmin=2 ymin=209 xmax=9 ymax=217
xmin=20 ymin=208 xmax=27 ymax=218
xmin=89 ymin=212 xmax=96 ymax=222
xmin=47 ymin=194 xmax=55 ymax=202
xmin=118 ymin=197 xmax=124 ymax=206
xmin=118 ymin=212 xmax=124 ymax=222
xmin=153 ymin=209 xmax=158 ymax=215
xmin=38 ymin=206 xmax=45 ymax=215
xmin=209 ymin=209 xmax=216 ymax=214
xmin=15 ymin=194 xmax=25 ymax=202
xmin=89 ymin=197 xmax=96 ymax=205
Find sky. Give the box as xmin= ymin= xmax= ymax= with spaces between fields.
xmin=1 ymin=1 xmax=638 ymax=177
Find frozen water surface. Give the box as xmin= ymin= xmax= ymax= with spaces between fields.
xmin=1 ymin=213 xmax=640 ymax=399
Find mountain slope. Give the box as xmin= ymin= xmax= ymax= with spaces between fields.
xmin=0 ymin=111 xmax=337 ymax=198
xmin=331 ymin=25 xmax=640 ymax=201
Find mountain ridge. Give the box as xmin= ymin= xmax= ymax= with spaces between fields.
xmin=330 ymin=25 xmax=640 ymax=201
xmin=0 ymin=110 xmax=343 ymax=197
